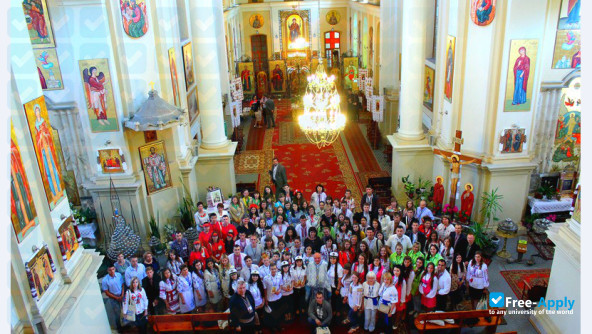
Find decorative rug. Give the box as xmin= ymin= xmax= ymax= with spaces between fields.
xmin=500 ymin=268 xmax=551 ymax=299
xmin=527 ymin=231 xmax=555 ymax=260
xmin=278 ymin=121 xmax=308 ymax=145
xmin=234 ymin=149 xmax=274 ymax=175
xmin=343 ymin=120 xmax=383 ymax=172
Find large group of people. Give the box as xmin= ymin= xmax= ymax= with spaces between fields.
xmin=102 ymin=182 xmax=489 ymax=333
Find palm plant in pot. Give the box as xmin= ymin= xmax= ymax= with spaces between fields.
xmin=148 ymin=213 xmax=165 ymax=254
xmin=480 ymin=188 xmax=505 ymax=249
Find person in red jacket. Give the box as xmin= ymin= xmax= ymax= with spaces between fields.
xmin=199 ymin=223 xmax=213 ymax=246
xmin=209 ymin=231 xmax=226 ymax=263
xmin=221 ymin=215 xmax=238 ymax=241
xmin=189 ymin=240 xmax=209 ymax=267
xmin=338 ymin=239 xmax=356 ymax=268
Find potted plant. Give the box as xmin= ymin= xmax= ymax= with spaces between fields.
xmin=536 ymin=185 xmax=557 ymax=201
xmin=469 ymin=221 xmax=497 ymax=258
xmin=148 ymin=213 xmax=165 ymax=255
xmin=481 ymin=188 xmax=504 ymax=247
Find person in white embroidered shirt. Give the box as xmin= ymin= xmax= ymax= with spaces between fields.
xmin=337 ymin=201 xmax=354 ymax=222
xmin=125 ymin=256 xmax=147 ymax=287
xmin=290 ymin=237 xmax=305 ymax=258
xmin=305 ymin=252 xmax=329 ymax=301
xmin=386 ymin=225 xmax=413 ymax=254
xmin=295 ymin=215 xmax=311 ymax=241
xmin=193 ymin=201 xmax=209 ymax=232
xmin=466 ymin=251 xmax=489 ymax=309
xmin=436 ymin=259 xmax=451 ymax=311
xmin=122 ymin=277 xmax=149 ymax=333
xmin=310 ymin=184 xmax=327 ymax=211
xmin=436 ymin=216 xmax=455 ymax=241
xmin=263 ymin=263 xmax=283 ymax=332
xmin=229 ymin=244 xmax=247 ymax=272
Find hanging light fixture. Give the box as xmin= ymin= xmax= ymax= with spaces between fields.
xmin=298 ymin=0 xmax=346 ymax=148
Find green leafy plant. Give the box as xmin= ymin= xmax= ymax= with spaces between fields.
xmin=178 ymin=177 xmax=196 ymax=230
xmin=70 ymin=202 xmax=96 ymax=225
xmin=163 ymin=224 xmax=177 ymax=242
xmin=481 ymin=188 xmax=504 ymax=230
xmin=536 ymin=185 xmax=557 ymax=199
xmin=148 ymin=213 xmax=161 ymax=239
xmin=401 ymin=175 xmax=433 ymax=205
xmin=469 ymin=221 xmax=495 ymax=250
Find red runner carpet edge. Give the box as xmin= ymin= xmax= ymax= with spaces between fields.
xmin=499 ymin=268 xmax=551 ymax=300
xmin=342 ymin=120 xmax=382 ymax=173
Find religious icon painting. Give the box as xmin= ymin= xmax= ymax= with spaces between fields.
xmin=168 ymin=47 xmax=181 ymax=107
xmin=21 ymin=0 xmax=55 ymax=48
xmin=187 ymin=87 xmax=199 ymax=125
xmin=358 ymin=68 xmax=368 ymax=89
xmin=286 ymin=13 xmax=305 ymax=50
xmin=11 ymin=123 xmax=39 ymax=243
xmin=238 ymin=62 xmax=255 ymax=95
xmin=50 ymin=128 xmax=81 ymax=206
xmin=552 ymin=30 xmax=581 ymax=69
xmin=371 ymin=95 xmax=384 ymax=122
xmin=57 ymin=217 xmax=79 ymax=261
xmin=552 ymin=77 xmax=581 ymax=166
xmin=256 ymin=71 xmax=268 ymax=97
xmin=231 ymin=77 xmax=244 ymax=101
xmin=120 ymin=0 xmax=149 ymax=38
xmin=79 ymin=58 xmax=120 ymax=132
xmin=503 ymin=39 xmax=539 ymax=112
xmin=25 ymin=246 xmax=55 ymax=301
xmin=144 ymin=130 xmax=157 ymax=143
xmin=423 ymin=66 xmax=435 ymax=111
xmin=443 ymin=35 xmax=456 ymax=102
xmin=326 ymin=10 xmax=341 ymax=26
xmin=557 ymin=0 xmax=580 ymax=30
xmin=97 ymin=148 xmax=126 ymax=174
xmin=34 ymin=48 xmax=63 ymax=91
xmin=470 ymin=0 xmax=496 ymax=26
xmin=249 ymin=14 xmax=264 ymax=29
xmin=499 ymin=128 xmax=527 ymax=153
xmin=23 ymin=96 xmax=65 ymax=210
xmin=182 ymin=42 xmax=195 ymax=89
xmin=572 ymin=184 xmax=581 ymax=223
xmin=343 ymin=57 xmax=359 ymax=92
xmin=139 ymin=140 xmax=173 ymax=195
xmin=269 ymin=60 xmax=286 ymax=93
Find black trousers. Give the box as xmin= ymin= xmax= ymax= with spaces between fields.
xmin=294 ymin=288 xmax=306 ymax=313
xmin=436 ymin=294 xmax=448 ymax=311
xmin=266 ymin=299 xmax=283 ymax=330
xmin=264 ymin=108 xmax=276 ymax=127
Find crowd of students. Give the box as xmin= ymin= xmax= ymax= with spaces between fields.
xmin=101 ymin=185 xmax=490 ymax=333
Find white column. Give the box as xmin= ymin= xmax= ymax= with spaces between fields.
xmin=190 ymin=0 xmax=230 ymax=149
xmin=396 ymin=0 xmax=430 ymax=140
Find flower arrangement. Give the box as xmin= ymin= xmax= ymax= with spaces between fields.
xmin=545 ymin=214 xmax=557 ymax=222
xmin=443 ymin=204 xmax=459 ymax=219
xmin=70 ymin=202 xmax=96 ymax=225
xmin=459 ymin=209 xmax=471 ymax=222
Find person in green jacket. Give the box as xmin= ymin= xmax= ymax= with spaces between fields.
xmin=426 ymin=244 xmax=444 ymax=267
xmin=389 ymin=243 xmax=406 ymax=268
xmin=407 ymin=242 xmax=425 ymax=266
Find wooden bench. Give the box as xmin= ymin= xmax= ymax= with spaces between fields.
xmin=414 ymin=309 xmax=506 ymax=334
xmin=148 ymin=312 xmax=230 ymax=333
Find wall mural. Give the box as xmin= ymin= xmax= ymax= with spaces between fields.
xmin=34 ymin=48 xmax=63 ymax=91
xmin=182 ymin=42 xmax=195 ymax=90
xmin=238 ymin=62 xmax=255 ymax=95
xmin=168 ymin=47 xmax=181 ymax=107
xmin=444 ymin=35 xmax=455 ymax=102
xmin=503 ymin=39 xmax=539 ymax=112
xmin=249 ymin=14 xmax=264 ymax=29
xmin=21 ymin=0 xmax=55 ymax=48
xmin=423 ymin=65 xmax=435 ymax=111
xmin=499 ymin=127 xmax=527 ymax=153
xmin=25 ymin=245 xmax=56 ymax=301
xmin=269 ymin=60 xmax=286 ymax=93
xmin=326 ymin=10 xmax=341 ymax=25
xmin=120 ymin=0 xmax=149 ymax=38
xmin=552 ymin=0 xmax=581 ymax=69
xmin=343 ymin=57 xmax=359 ymax=92
xmin=139 ymin=140 xmax=172 ymax=195
xmin=23 ymin=96 xmax=65 ymax=210
xmin=79 ymin=58 xmax=120 ymax=132
xmin=552 ymin=76 xmax=581 ymax=168
xmin=57 ymin=217 xmax=79 ymax=261
xmin=11 ymin=123 xmax=39 ymax=243
xmin=470 ymin=0 xmax=496 ymax=26
xmin=98 ymin=148 xmax=126 ymax=174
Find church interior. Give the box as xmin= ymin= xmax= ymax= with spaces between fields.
xmin=9 ymin=0 xmax=582 ymax=333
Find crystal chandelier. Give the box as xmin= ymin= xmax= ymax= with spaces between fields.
xmin=298 ymin=58 xmax=346 ymax=148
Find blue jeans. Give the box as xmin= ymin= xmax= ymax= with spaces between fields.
xmin=105 ymin=298 xmax=122 ymax=330
xmin=348 ymin=308 xmax=361 ymax=328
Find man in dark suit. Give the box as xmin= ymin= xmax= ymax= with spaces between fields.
xmin=449 ymin=224 xmax=468 ymax=257
xmin=463 ymin=232 xmax=481 ymax=266
xmin=403 ymin=210 xmax=415 ymax=229
xmin=405 ymin=219 xmax=427 ymax=248
xmin=360 ymin=185 xmax=379 ymax=217
xmin=263 ymin=96 xmax=276 ymax=128
xmin=353 ymin=202 xmax=376 ymax=224
xmin=269 ymin=157 xmax=287 ymax=196
xmin=141 ymin=266 xmax=162 ymax=315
